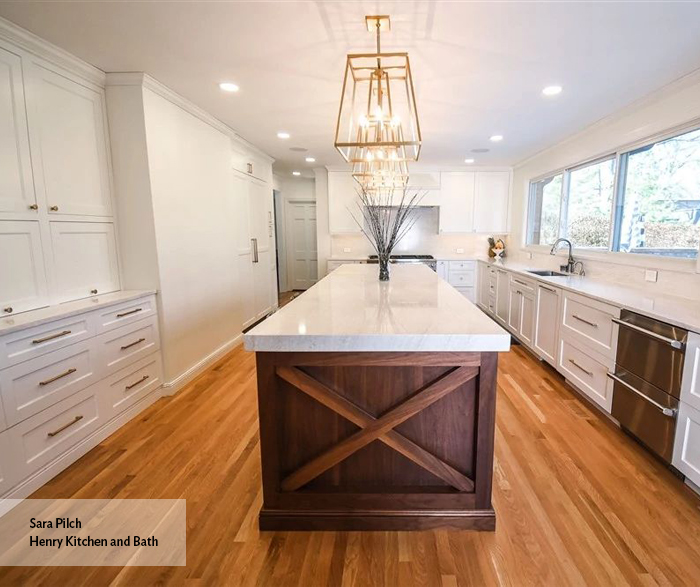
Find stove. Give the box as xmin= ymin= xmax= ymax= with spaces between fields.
xmin=367 ymin=254 xmax=437 ymax=272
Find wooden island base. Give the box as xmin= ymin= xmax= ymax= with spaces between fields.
xmin=255 ymin=351 xmax=498 ymax=531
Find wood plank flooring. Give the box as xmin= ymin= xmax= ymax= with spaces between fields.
xmin=1 ymin=344 xmax=700 ymax=586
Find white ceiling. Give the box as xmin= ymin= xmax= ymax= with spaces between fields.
xmin=3 ymin=1 xmax=700 ymax=176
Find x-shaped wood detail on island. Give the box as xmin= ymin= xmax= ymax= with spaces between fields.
xmin=275 ymin=365 xmax=479 ymax=492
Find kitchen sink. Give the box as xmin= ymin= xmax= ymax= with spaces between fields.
xmin=526 ymin=270 xmax=568 ymax=277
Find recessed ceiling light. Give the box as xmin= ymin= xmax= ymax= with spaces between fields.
xmin=490 ymin=135 xmax=503 ymax=142
xmin=277 ymin=132 xmax=290 ymax=139
xmin=219 ymin=82 xmax=239 ymax=92
xmin=464 ymin=158 xmax=475 ymax=164
xmin=542 ymin=85 xmax=563 ymax=96
xmin=292 ymin=171 xmax=301 ymax=176
xmin=305 ymin=157 xmax=316 ymax=163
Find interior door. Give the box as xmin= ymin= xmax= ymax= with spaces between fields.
xmin=0 ymin=46 xmax=36 ymax=214
xmin=26 ymin=60 xmax=112 ymax=217
xmin=287 ymin=201 xmax=318 ymax=290
xmin=0 ymin=220 xmax=49 ymax=315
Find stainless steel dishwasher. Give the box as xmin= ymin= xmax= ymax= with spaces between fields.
xmin=608 ymin=310 xmax=687 ymax=465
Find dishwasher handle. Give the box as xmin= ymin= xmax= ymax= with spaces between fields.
xmin=612 ymin=317 xmax=684 ymax=350
xmin=606 ymin=372 xmax=677 ymax=417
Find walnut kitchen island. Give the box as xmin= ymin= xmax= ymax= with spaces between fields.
xmin=244 ymin=264 xmax=510 ymax=531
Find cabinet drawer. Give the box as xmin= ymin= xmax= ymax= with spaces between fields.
xmin=561 ymin=292 xmax=620 ymax=359
xmin=558 ymin=336 xmax=614 ymax=412
xmin=0 ymin=428 xmax=18 ymax=496
xmin=103 ymin=353 xmax=163 ymax=416
xmin=0 ymin=339 xmax=99 ymax=426
xmin=449 ymin=261 xmax=475 ymax=271
xmin=95 ymin=295 xmax=157 ymax=334
xmin=9 ymin=386 xmax=102 ymax=480
xmin=448 ymin=271 xmax=475 ymax=287
xmin=0 ymin=313 xmax=93 ymax=370
xmin=673 ymin=401 xmax=700 ymax=487
xmin=99 ymin=317 xmax=160 ymax=376
xmin=454 ymin=287 xmax=476 ymax=303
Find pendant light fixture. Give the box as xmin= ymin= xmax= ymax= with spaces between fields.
xmin=334 ymin=15 xmax=421 ymax=190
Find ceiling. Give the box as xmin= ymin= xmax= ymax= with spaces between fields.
xmin=3 ymin=1 xmax=700 ymax=177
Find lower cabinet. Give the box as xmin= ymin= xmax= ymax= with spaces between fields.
xmin=534 ymin=283 xmax=561 ymax=366
xmin=507 ymin=276 xmax=535 ymax=346
xmin=0 ymin=293 xmax=163 ymax=501
xmin=673 ymin=401 xmax=700 ymax=488
xmin=558 ymin=335 xmax=615 ymax=412
xmin=445 ymin=260 xmax=477 ymax=302
xmin=495 ymin=269 xmax=509 ymax=325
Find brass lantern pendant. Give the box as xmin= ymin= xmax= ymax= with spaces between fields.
xmin=334 ymin=15 xmax=422 ymax=190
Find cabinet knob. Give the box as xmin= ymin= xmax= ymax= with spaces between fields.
xmin=3 ymin=307 xmax=12 ymax=314
xmin=28 ymin=204 xmax=38 ymax=210
xmin=50 ymin=205 xmax=59 ymax=211
xmin=247 ymin=162 xmax=253 ymax=174
xmin=90 ymin=289 xmax=98 ymax=295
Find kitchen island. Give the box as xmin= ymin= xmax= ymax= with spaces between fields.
xmin=244 ymin=264 xmax=510 ymax=530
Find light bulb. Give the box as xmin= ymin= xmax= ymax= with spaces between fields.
xmin=390 ymin=115 xmax=400 ymax=127
xmin=366 ymin=151 xmax=374 ymax=161
xmin=377 ymin=150 xmax=385 ymax=160
xmin=359 ymin=115 xmax=369 ymax=128
xmin=374 ymin=105 xmax=383 ymax=119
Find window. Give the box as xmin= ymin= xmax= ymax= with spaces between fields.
xmin=613 ymin=128 xmax=700 ymax=258
xmin=564 ymin=157 xmax=616 ymax=249
xmin=526 ymin=125 xmax=700 ymax=260
xmin=527 ymin=174 xmax=562 ymax=245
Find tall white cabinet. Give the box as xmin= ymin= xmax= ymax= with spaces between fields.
xmin=0 ymin=38 xmax=119 ymax=317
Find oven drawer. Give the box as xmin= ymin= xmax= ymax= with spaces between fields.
xmin=0 ymin=339 xmax=99 ymax=426
xmin=561 ymin=292 xmax=620 ymax=359
xmin=558 ymin=335 xmax=614 ymax=412
xmin=99 ymin=316 xmax=160 ymax=376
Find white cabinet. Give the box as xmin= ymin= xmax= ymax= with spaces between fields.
xmin=439 ymin=173 xmax=474 ymax=233
xmin=0 ymin=46 xmax=35 ymax=214
xmin=477 ymin=262 xmax=491 ymax=310
xmin=0 ymin=429 xmax=18 ymax=495
xmin=474 ymin=172 xmax=510 ymax=233
xmin=436 ymin=260 xmax=448 ymax=280
xmin=328 ymin=171 xmax=361 ymax=234
xmin=681 ymin=332 xmax=700 ymax=413
xmin=0 ymin=221 xmax=49 ymax=315
xmin=673 ymin=401 xmax=700 ymax=488
xmin=26 ymin=61 xmax=112 ymax=217
xmin=507 ymin=276 xmax=535 ymax=346
xmin=49 ymin=222 xmax=120 ymax=302
xmin=560 ymin=291 xmax=620 ymax=359
xmin=534 ymin=283 xmax=561 ymax=366
xmin=558 ymin=335 xmax=614 ymax=412
xmin=445 ymin=260 xmax=477 ymax=302
xmin=495 ymin=269 xmax=509 ymax=325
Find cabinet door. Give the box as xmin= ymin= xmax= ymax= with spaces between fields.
xmin=0 ymin=221 xmax=49 ymax=315
xmin=328 ymin=172 xmax=361 ymax=234
xmin=49 ymin=222 xmax=120 ymax=302
xmin=507 ymin=284 xmax=521 ymax=333
xmin=439 ymin=172 xmax=474 ymax=233
xmin=520 ymin=291 xmax=535 ymax=347
xmin=0 ymin=46 xmax=36 ymax=214
xmin=27 ymin=61 xmax=112 ymax=217
xmin=534 ymin=284 xmax=560 ymax=365
xmin=682 ymin=332 xmax=700 ymax=413
xmin=249 ymin=178 xmax=274 ymax=319
xmin=673 ymin=401 xmax=700 ymax=487
xmin=477 ymin=263 xmax=490 ymax=309
xmin=474 ymin=172 xmax=510 ymax=233
xmin=0 ymin=429 xmax=18 ymax=495
xmin=495 ymin=270 xmax=509 ymax=324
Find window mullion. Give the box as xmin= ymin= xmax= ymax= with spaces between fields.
xmin=559 ymin=171 xmax=571 ymax=240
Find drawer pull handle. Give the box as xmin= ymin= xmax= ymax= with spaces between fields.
xmin=572 ymin=314 xmax=598 ymax=328
xmin=125 ymin=375 xmax=149 ymax=390
xmin=611 ymin=318 xmax=684 ymax=350
xmin=33 ymin=330 xmax=72 ymax=344
xmin=512 ymin=279 xmax=530 ymax=287
xmin=121 ymin=337 xmax=146 ymax=350
xmin=39 ymin=368 xmax=77 ymax=386
xmin=606 ymin=372 xmax=677 ymax=417
xmin=568 ymin=359 xmax=593 ymax=377
xmin=47 ymin=415 xmax=83 ymax=437
xmin=539 ymin=285 xmax=557 ymax=293
xmin=116 ymin=308 xmax=143 ymax=318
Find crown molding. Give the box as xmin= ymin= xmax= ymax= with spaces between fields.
xmin=106 ymin=72 xmax=274 ymax=164
xmin=0 ymin=16 xmax=105 ymax=86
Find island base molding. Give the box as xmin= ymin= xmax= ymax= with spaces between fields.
xmin=254 ymin=351 xmax=499 ymax=531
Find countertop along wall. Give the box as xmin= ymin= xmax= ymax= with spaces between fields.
xmin=510 ymin=69 xmax=700 ymax=302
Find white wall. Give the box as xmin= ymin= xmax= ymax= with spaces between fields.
xmin=509 ymin=70 xmax=700 ymax=301
xmin=141 ymin=88 xmax=244 ymax=383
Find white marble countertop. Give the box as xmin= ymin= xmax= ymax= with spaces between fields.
xmin=0 ymin=290 xmax=157 ymax=336
xmin=479 ymin=258 xmax=700 ymax=334
xmin=245 ymin=264 xmax=510 ymax=352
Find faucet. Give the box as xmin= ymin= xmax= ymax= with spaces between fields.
xmin=550 ymin=238 xmax=576 ymax=274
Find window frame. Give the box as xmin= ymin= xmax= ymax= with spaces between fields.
xmin=524 ymin=119 xmax=700 ymax=273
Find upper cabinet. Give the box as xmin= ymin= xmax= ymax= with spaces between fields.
xmin=0 ymin=46 xmax=36 ymax=214
xmin=474 ymin=172 xmax=510 ymax=233
xmin=26 ymin=61 xmax=112 ymax=217
xmin=328 ymin=171 xmax=362 ymax=234
xmin=439 ymin=172 xmax=474 ymax=233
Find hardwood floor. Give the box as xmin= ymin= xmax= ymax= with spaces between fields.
xmin=2 ymin=344 xmax=700 ymax=586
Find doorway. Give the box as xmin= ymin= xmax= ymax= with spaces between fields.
xmin=286 ymin=200 xmax=317 ymax=290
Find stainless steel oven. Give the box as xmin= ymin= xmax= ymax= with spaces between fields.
xmin=608 ymin=310 xmax=687 ymax=464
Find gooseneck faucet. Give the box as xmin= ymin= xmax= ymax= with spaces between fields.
xmin=550 ymin=238 xmax=576 ymax=274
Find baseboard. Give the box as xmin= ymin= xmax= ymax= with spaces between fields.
xmin=0 ymin=387 xmax=163 ymax=514
xmin=160 ymin=334 xmax=243 ymax=396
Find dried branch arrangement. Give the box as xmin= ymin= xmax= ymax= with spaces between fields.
xmin=352 ymin=187 xmax=424 ymax=280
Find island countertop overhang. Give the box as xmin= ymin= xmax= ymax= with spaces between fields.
xmin=244 ymin=264 xmax=511 ymax=353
